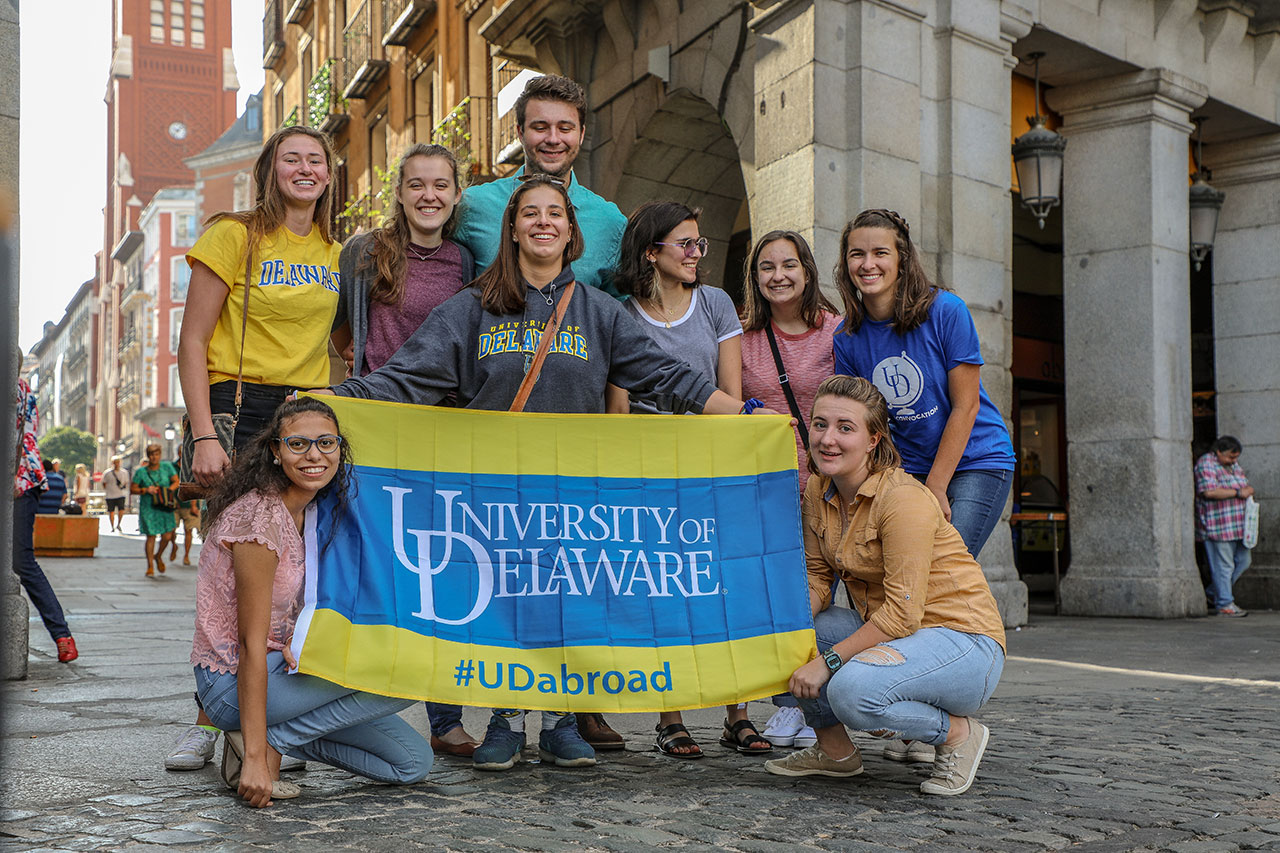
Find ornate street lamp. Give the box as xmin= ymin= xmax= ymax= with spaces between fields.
xmin=163 ymin=423 xmax=177 ymax=461
xmin=1189 ymin=117 xmax=1225 ymax=272
xmin=1012 ymin=52 xmax=1067 ymax=230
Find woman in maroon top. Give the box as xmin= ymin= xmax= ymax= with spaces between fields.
xmin=330 ymin=143 xmax=479 ymax=757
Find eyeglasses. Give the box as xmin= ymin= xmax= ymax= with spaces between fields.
xmin=654 ymin=237 xmax=709 ymax=257
xmin=274 ymin=435 xmax=343 ymax=454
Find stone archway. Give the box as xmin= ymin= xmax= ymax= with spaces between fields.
xmin=612 ymin=89 xmax=751 ymax=299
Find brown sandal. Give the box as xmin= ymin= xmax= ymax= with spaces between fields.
xmin=719 ymin=718 xmax=772 ymax=754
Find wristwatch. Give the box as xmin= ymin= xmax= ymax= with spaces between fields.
xmin=822 ymin=650 xmax=843 ymax=675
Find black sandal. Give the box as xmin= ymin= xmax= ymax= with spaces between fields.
xmin=719 ymin=718 xmax=772 ymax=754
xmin=655 ymin=722 xmax=704 ymax=759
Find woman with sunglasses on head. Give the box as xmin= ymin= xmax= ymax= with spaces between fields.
xmin=330 ymin=143 xmax=480 ymax=759
xmin=738 ymin=230 xmax=841 ymax=751
xmin=763 ymin=377 xmax=1005 ymax=796
xmin=605 ymin=202 xmax=770 ymax=760
xmin=170 ymin=126 xmax=342 ymax=773
xmin=192 ymin=397 xmax=431 ymax=808
xmin=315 ymin=175 xmax=771 ymax=771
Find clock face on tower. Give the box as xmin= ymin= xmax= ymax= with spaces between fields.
xmin=167 ymin=121 xmax=188 ymax=141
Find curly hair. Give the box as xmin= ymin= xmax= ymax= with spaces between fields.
xmin=206 ymin=126 xmax=338 ymax=277
xmin=514 ymin=74 xmax=588 ymax=129
xmin=614 ymin=201 xmax=701 ymax=301
xmin=833 ymin=209 xmax=943 ymax=336
xmin=739 ymin=230 xmax=837 ymax=332
xmin=203 ymin=397 xmax=354 ymax=550
xmin=360 ymin=144 xmax=464 ymax=306
xmin=806 ymin=375 xmax=902 ymax=478
xmin=471 ymin=175 xmax=584 ymax=315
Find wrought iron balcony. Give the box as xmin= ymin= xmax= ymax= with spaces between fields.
xmin=263 ymin=0 xmax=285 ymax=68
xmin=307 ymin=59 xmax=349 ymax=135
xmin=433 ymin=97 xmax=496 ymax=177
xmin=118 ymin=379 xmax=138 ymax=406
xmin=343 ymin=2 xmax=389 ymax=100
xmin=382 ymin=0 xmax=435 ymax=46
xmin=117 ymin=329 xmax=137 ymax=357
xmin=283 ymin=105 xmax=300 ymax=128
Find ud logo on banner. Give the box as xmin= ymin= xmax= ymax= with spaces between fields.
xmin=290 ymin=396 xmax=816 ymax=713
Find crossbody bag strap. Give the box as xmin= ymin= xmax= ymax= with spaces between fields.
xmin=509 ymin=281 xmax=577 ymax=413
xmin=764 ymin=322 xmax=810 ymax=450
xmin=231 ymin=246 xmax=254 ymax=429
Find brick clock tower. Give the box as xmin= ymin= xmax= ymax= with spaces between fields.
xmin=97 ymin=0 xmax=237 ymax=451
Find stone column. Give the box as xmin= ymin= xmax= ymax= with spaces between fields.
xmin=924 ymin=0 xmax=1030 ymax=625
xmin=1204 ymin=133 xmax=1280 ymax=609
xmin=1046 ymin=69 xmax=1207 ymax=617
xmin=749 ymin=0 xmax=925 ymax=274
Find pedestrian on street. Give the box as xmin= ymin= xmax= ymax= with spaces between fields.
xmin=452 ymin=74 xmax=627 ymax=298
xmin=36 ymin=459 xmax=67 ymax=514
xmin=102 ymin=455 xmax=130 ymax=532
xmin=317 ymin=175 xmax=776 ymax=771
xmin=606 ymin=201 xmax=770 ymax=760
xmin=170 ymin=124 xmax=342 ymax=773
xmin=72 ymin=463 xmax=91 ymax=510
xmin=738 ymin=229 xmax=840 ymax=750
xmin=1195 ymin=435 xmax=1256 ymax=617
xmin=192 ymin=397 xmax=431 ymax=808
xmin=12 ymin=374 xmax=77 ymax=662
xmin=170 ymin=496 xmax=200 ymax=567
xmin=764 ymin=376 xmax=1005 ymax=796
xmin=130 ymin=443 xmax=178 ymax=577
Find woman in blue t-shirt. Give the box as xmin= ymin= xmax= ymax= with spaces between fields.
xmin=832 ymin=208 xmax=1015 ymax=559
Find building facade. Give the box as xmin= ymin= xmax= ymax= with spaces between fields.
xmin=95 ymin=0 xmax=239 ymax=465
xmin=27 ymin=280 xmax=98 ymax=440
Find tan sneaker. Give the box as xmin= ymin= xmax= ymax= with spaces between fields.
xmin=920 ymin=719 xmax=989 ymax=796
xmin=883 ymin=739 xmax=936 ymax=763
xmin=764 ymin=743 xmax=863 ymax=778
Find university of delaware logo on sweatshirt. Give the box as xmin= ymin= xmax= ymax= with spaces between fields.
xmin=476 ymin=321 xmax=590 ymax=362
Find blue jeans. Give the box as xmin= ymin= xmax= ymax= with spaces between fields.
xmin=798 ymin=606 xmax=1004 ymax=746
xmin=11 ymin=492 xmax=71 ymax=641
xmin=1204 ymin=538 xmax=1251 ymax=609
xmin=425 ymin=702 xmax=464 ymax=738
xmin=195 ymin=652 xmax=432 ymax=784
xmin=914 ymin=469 xmax=1011 ymax=558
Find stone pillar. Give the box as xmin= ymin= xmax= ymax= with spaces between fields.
xmin=925 ymin=0 xmax=1029 ymax=625
xmin=1046 ymin=69 xmax=1207 ymax=617
xmin=749 ymin=0 xmax=925 ymax=274
xmin=1205 ymin=133 xmax=1280 ymax=609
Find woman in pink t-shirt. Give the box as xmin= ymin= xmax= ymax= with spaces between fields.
xmin=191 ymin=397 xmax=430 ymax=808
xmin=739 ymin=230 xmax=840 ymax=751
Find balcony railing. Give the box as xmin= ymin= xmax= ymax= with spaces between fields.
xmin=63 ymin=379 xmax=88 ymax=404
xmin=65 ymin=345 xmax=87 ymax=369
xmin=283 ymin=105 xmax=300 ymax=128
xmin=118 ymin=380 xmax=138 ymax=405
xmin=493 ymin=61 xmax=526 ymax=166
xmin=263 ymin=0 xmax=285 ymax=68
xmin=285 ymin=0 xmax=313 ymax=25
xmin=433 ymin=97 xmax=493 ymax=177
xmin=117 ymin=329 xmax=137 ymax=357
xmin=382 ymin=0 xmax=435 ymax=46
xmin=307 ymin=59 xmax=349 ymax=135
xmin=343 ymin=2 xmax=389 ymax=100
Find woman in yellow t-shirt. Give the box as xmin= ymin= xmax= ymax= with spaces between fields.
xmin=170 ymin=125 xmax=340 ymax=775
xmin=179 ymin=125 xmax=342 ymax=490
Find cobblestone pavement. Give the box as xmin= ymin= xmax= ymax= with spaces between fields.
xmin=3 ymin=517 xmax=1279 ymax=852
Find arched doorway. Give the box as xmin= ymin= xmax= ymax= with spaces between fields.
xmin=613 ymin=89 xmax=751 ymax=302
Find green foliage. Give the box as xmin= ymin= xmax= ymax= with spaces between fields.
xmin=432 ymin=97 xmax=475 ymax=174
xmin=282 ymin=106 xmax=300 ymax=128
xmin=307 ymin=59 xmax=346 ymax=127
xmin=336 ymin=165 xmax=396 ymax=235
xmin=38 ymin=426 xmax=98 ymax=471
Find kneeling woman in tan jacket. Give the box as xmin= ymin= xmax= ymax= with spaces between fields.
xmin=764 ymin=376 xmax=1005 ymax=796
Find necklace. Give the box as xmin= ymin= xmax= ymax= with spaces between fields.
xmin=520 ymin=283 xmax=558 ymax=374
xmin=406 ymin=242 xmax=443 ymax=262
xmin=648 ymin=293 xmax=688 ymax=328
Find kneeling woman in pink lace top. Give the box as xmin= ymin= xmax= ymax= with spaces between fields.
xmin=190 ymin=397 xmax=431 ymax=807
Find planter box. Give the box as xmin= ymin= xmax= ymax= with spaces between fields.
xmin=34 ymin=515 xmax=100 ymax=558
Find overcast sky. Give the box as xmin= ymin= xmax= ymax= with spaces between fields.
xmin=18 ymin=0 xmax=265 ymax=351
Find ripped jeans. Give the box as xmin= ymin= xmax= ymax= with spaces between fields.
xmin=798 ymin=606 xmax=1004 ymax=746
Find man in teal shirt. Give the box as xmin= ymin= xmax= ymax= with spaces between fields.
xmin=453 ymin=74 xmax=626 ymax=298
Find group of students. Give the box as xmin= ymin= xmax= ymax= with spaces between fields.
xmin=166 ymin=73 xmax=1014 ymax=807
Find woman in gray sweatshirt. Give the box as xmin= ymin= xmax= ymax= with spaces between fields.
xmin=322 ymin=176 xmax=769 ymax=771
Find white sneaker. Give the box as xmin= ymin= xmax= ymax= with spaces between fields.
xmin=165 ymin=725 xmax=219 ymax=770
xmin=792 ymin=725 xmax=817 ymax=748
xmin=762 ymin=706 xmax=805 ymax=747
xmin=883 ymin=739 xmax=936 ymax=763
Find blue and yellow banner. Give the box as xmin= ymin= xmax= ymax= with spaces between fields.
xmin=291 ymin=396 xmax=815 ymax=712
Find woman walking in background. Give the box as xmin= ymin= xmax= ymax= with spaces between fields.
xmin=71 ymin=463 xmax=91 ymax=511
xmin=130 ymin=444 xmax=178 ymax=577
